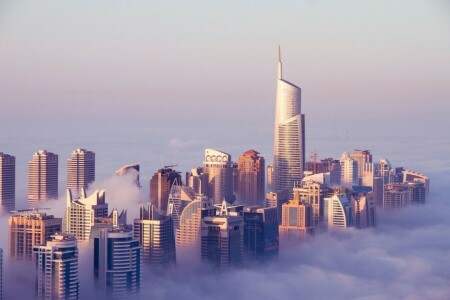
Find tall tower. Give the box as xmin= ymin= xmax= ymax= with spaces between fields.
xmin=34 ymin=233 xmax=79 ymax=300
xmin=203 ymin=149 xmax=234 ymax=204
xmin=67 ymin=148 xmax=95 ymax=199
xmin=273 ymin=47 xmax=305 ymax=196
xmin=340 ymin=152 xmax=358 ymax=187
xmin=0 ymin=152 xmax=15 ymax=214
xmin=28 ymin=150 xmax=58 ymax=204
xmin=9 ymin=211 xmax=62 ymax=260
xmin=236 ymin=150 xmax=265 ymax=206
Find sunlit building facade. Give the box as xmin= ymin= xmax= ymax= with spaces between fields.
xmin=150 ymin=168 xmax=181 ymax=214
xmin=28 ymin=150 xmax=58 ymax=204
xmin=203 ymin=149 xmax=234 ymax=204
xmin=67 ymin=148 xmax=95 ymax=199
xmin=236 ymin=150 xmax=265 ymax=206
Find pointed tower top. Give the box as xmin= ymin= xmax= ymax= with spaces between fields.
xmin=277 ymin=45 xmax=283 ymax=79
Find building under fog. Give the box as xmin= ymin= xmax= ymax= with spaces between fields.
xmin=64 ymin=189 xmax=108 ymax=241
xmin=93 ymin=226 xmax=141 ymax=297
xmin=279 ymin=199 xmax=314 ymax=239
xmin=0 ymin=152 xmax=15 ymax=214
xmin=116 ymin=163 xmax=141 ymax=187
xmin=201 ymin=200 xmax=243 ymax=267
xmin=383 ymin=183 xmax=410 ymax=209
xmin=324 ymin=194 xmax=352 ymax=229
xmin=9 ymin=211 xmax=62 ymax=259
xmin=34 ymin=233 xmax=79 ymax=300
xmin=243 ymin=206 xmax=278 ymax=259
xmin=133 ymin=204 xmax=175 ymax=266
xmin=351 ymin=192 xmax=376 ymax=229
xmin=67 ymin=148 xmax=95 ymax=199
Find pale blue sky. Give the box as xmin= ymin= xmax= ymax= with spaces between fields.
xmin=0 ymin=0 xmax=449 ymax=197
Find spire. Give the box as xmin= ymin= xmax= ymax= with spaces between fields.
xmin=277 ymin=45 xmax=283 ymax=79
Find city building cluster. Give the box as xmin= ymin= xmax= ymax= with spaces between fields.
xmin=0 ymin=49 xmax=429 ymax=299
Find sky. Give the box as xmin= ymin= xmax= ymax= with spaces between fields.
xmin=0 ymin=1 xmax=449 ymax=299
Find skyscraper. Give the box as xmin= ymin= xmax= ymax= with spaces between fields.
xmin=273 ymin=47 xmax=305 ymax=195
xmin=266 ymin=164 xmax=274 ymax=192
xmin=116 ymin=164 xmax=141 ymax=187
xmin=236 ymin=150 xmax=265 ymax=206
xmin=28 ymin=150 xmax=58 ymax=204
xmin=203 ymin=149 xmax=234 ymax=204
xmin=133 ymin=204 xmax=175 ymax=266
xmin=266 ymin=190 xmax=289 ymax=224
xmin=351 ymin=192 xmax=376 ymax=229
xmin=293 ymin=181 xmax=332 ymax=227
xmin=93 ymin=226 xmax=141 ymax=297
xmin=0 ymin=152 xmax=15 ymax=214
xmin=324 ymin=194 xmax=352 ymax=229
xmin=350 ymin=150 xmax=372 ymax=181
xmin=243 ymin=206 xmax=278 ymax=259
xmin=67 ymin=148 xmax=95 ymax=199
xmin=383 ymin=183 xmax=410 ymax=209
xmin=279 ymin=199 xmax=314 ymax=239
xmin=402 ymin=169 xmax=430 ymax=203
xmin=64 ymin=189 xmax=108 ymax=241
xmin=34 ymin=233 xmax=79 ymax=300
xmin=201 ymin=200 xmax=243 ymax=267
xmin=9 ymin=211 xmax=62 ymax=259
xmin=340 ymin=152 xmax=358 ymax=187
xmin=185 ymin=167 xmax=207 ymax=195
xmin=149 ymin=167 xmax=181 ymax=214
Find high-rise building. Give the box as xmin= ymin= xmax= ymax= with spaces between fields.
xmin=402 ymin=170 xmax=430 ymax=203
xmin=340 ymin=152 xmax=358 ymax=187
xmin=279 ymin=199 xmax=314 ymax=239
xmin=133 ymin=204 xmax=175 ymax=266
xmin=167 ymin=184 xmax=197 ymax=232
xmin=236 ymin=150 xmax=265 ymax=206
xmin=376 ymin=158 xmax=392 ymax=184
xmin=93 ymin=226 xmax=141 ymax=297
xmin=293 ymin=181 xmax=332 ymax=227
xmin=28 ymin=150 xmax=58 ymax=204
xmin=351 ymin=192 xmax=376 ymax=229
xmin=372 ymin=177 xmax=384 ymax=208
xmin=407 ymin=182 xmax=426 ymax=205
xmin=64 ymin=189 xmax=108 ymax=241
xmin=34 ymin=233 xmax=79 ymax=300
xmin=350 ymin=150 xmax=372 ymax=180
xmin=273 ymin=47 xmax=305 ymax=196
xmin=203 ymin=149 xmax=234 ymax=204
xmin=324 ymin=194 xmax=352 ymax=229
xmin=9 ymin=211 xmax=62 ymax=259
xmin=149 ymin=167 xmax=181 ymax=214
xmin=383 ymin=183 xmax=410 ymax=209
xmin=116 ymin=164 xmax=141 ymax=187
xmin=0 ymin=152 xmax=15 ymax=214
xmin=266 ymin=190 xmax=289 ymax=224
xmin=266 ymin=164 xmax=274 ymax=192
xmin=201 ymin=200 xmax=243 ymax=267
xmin=67 ymin=148 xmax=95 ymax=199
xmin=185 ymin=167 xmax=207 ymax=195
xmin=243 ymin=206 xmax=278 ymax=259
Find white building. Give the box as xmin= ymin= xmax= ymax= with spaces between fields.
xmin=34 ymin=233 xmax=79 ymax=300
xmin=273 ymin=47 xmax=305 ymax=195
xmin=64 ymin=189 xmax=108 ymax=241
xmin=324 ymin=194 xmax=352 ymax=229
xmin=340 ymin=152 xmax=358 ymax=187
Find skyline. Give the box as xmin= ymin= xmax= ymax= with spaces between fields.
xmin=0 ymin=1 xmax=449 ymax=299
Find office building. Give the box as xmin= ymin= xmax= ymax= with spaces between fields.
xmin=351 ymin=192 xmax=376 ymax=229
xmin=201 ymin=200 xmax=243 ymax=267
xmin=293 ymin=181 xmax=332 ymax=227
xmin=279 ymin=199 xmax=314 ymax=239
xmin=324 ymin=194 xmax=352 ymax=229
xmin=93 ymin=226 xmax=141 ymax=297
xmin=64 ymin=189 xmax=108 ymax=241
xmin=376 ymin=158 xmax=392 ymax=184
xmin=402 ymin=169 xmax=430 ymax=203
xmin=383 ymin=184 xmax=410 ymax=209
xmin=34 ymin=233 xmax=79 ymax=300
xmin=340 ymin=152 xmax=358 ymax=187
xmin=273 ymin=47 xmax=305 ymax=195
xmin=9 ymin=211 xmax=62 ymax=259
xmin=149 ymin=167 xmax=181 ymax=214
xmin=28 ymin=150 xmax=58 ymax=204
xmin=0 ymin=152 xmax=15 ymax=214
xmin=203 ymin=149 xmax=234 ymax=204
xmin=266 ymin=190 xmax=289 ymax=224
xmin=116 ymin=164 xmax=141 ymax=187
xmin=185 ymin=167 xmax=207 ymax=195
xmin=350 ymin=150 xmax=372 ymax=180
xmin=372 ymin=176 xmax=384 ymax=208
xmin=407 ymin=182 xmax=426 ymax=205
xmin=243 ymin=206 xmax=278 ymax=259
xmin=236 ymin=150 xmax=265 ymax=206
xmin=133 ymin=204 xmax=175 ymax=266
xmin=67 ymin=148 xmax=95 ymax=199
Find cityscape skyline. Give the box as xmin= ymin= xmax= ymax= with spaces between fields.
xmin=0 ymin=1 xmax=449 ymax=299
